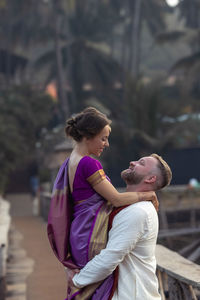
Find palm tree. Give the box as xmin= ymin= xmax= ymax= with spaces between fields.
xmin=155 ymin=1 xmax=200 ymax=101
xmin=31 ymin=0 xmax=124 ymax=116
xmin=179 ymin=0 xmax=200 ymax=30
xmin=0 ymin=0 xmax=48 ymax=86
xmin=113 ymin=0 xmax=167 ymax=78
xmin=52 ymin=0 xmax=70 ymax=119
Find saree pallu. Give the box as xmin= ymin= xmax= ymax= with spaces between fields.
xmin=47 ymin=158 xmax=115 ymax=300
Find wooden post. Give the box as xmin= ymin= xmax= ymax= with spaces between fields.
xmin=189 ymin=285 xmax=198 ymax=300
xmin=179 ymin=238 xmax=200 ymax=256
xmin=187 ymin=189 xmax=197 ymax=228
xmin=158 ymin=192 xmax=173 ymax=248
xmin=157 ymin=269 xmax=166 ymax=300
xmin=168 ymin=276 xmax=193 ymax=299
xmin=187 ymin=246 xmax=200 ymax=262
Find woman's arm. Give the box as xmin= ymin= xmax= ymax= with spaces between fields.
xmin=93 ymin=179 xmax=158 ymax=209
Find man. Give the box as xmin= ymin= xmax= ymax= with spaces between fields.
xmin=70 ymin=153 xmax=172 ymax=299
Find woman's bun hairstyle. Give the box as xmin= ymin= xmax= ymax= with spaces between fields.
xmin=65 ymin=107 xmax=111 ymax=142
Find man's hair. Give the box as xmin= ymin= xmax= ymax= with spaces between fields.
xmin=150 ymin=153 xmax=172 ymax=190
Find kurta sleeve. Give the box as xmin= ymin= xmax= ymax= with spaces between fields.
xmin=72 ymin=205 xmax=147 ymax=288
xmin=82 ymin=156 xmax=106 ymax=186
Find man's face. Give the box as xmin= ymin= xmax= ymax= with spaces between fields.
xmin=121 ymin=156 xmax=157 ymax=185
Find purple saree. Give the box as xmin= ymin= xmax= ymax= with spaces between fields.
xmin=47 ymin=156 xmax=114 ymax=300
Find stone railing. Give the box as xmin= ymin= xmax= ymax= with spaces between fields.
xmin=0 ymin=196 xmax=11 ymax=300
xmin=156 ymin=244 xmax=200 ymax=300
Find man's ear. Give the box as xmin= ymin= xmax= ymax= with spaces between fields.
xmin=144 ymin=175 xmax=156 ymax=184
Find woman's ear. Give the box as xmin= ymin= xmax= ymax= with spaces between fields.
xmin=144 ymin=175 xmax=156 ymax=184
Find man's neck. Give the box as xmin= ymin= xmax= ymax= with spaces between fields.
xmin=126 ymin=183 xmax=150 ymax=192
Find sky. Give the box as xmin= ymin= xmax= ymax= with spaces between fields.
xmin=166 ymin=0 xmax=179 ymax=6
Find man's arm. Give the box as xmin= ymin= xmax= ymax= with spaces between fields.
xmin=73 ymin=205 xmax=146 ymax=288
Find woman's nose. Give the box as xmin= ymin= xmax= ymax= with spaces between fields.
xmin=105 ymin=140 xmax=109 ymax=147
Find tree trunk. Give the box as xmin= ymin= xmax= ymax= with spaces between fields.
xmin=128 ymin=0 xmax=142 ymax=78
xmin=53 ymin=0 xmax=70 ymax=120
xmin=132 ymin=0 xmax=142 ymax=78
xmin=65 ymin=7 xmax=76 ymax=113
xmin=5 ymin=2 xmax=12 ymax=87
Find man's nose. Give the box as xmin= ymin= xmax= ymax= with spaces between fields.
xmin=129 ymin=161 xmax=136 ymax=167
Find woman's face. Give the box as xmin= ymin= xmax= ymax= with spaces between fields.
xmin=86 ymin=125 xmax=111 ymax=157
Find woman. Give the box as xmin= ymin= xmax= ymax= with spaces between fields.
xmin=47 ymin=107 xmax=157 ymax=300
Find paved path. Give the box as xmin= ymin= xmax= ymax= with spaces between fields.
xmin=6 ymin=194 xmax=67 ymax=300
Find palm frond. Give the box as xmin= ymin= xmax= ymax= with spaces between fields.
xmin=155 ymin=30 xmax=186 ymax=44
xmin=170 ymin=52 xmax=200 ymax=72
xmin=143 ymin=0 xmax=167 ymax=34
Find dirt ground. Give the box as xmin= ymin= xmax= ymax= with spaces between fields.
xmin=7 ymin=194 xmax=67 ymax=300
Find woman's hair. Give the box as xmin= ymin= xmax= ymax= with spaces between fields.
xmin=65 ymin=107 xmax=111 ymax=142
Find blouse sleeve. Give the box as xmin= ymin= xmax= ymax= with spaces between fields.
xmin=82 ymin=156 xmax=106 ymax=187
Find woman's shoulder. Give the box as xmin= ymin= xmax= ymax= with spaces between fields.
xmin=77 ymin=156 xmax=104 ymax=179
xmin=80 ymin=156 xmax=103 ymax=169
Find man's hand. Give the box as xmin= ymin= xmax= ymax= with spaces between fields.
xmin=65 ymin=268 xmax=80 ymax=288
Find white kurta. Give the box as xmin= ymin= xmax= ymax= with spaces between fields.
xmin=73 ymin=201 xmax=161 ymax=300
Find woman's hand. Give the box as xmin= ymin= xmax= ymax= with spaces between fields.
xmin=138 ymin=191 xmax=159 ymax=211
xmin=151 ymin=193 xmax=159 ymax=212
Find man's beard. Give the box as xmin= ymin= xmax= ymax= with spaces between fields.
xmin=121 ymin=169 xmax=144 ymax=185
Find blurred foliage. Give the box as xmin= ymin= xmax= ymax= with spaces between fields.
xmin=103 ymin=75 xmax=200 ymax=184
xmin=179 ymin=0 xmax=200 ymax=29
xmin=0 ymin=85 xmax=54 ymax=192
xmin=1 ymin=0 xmax=200 ymax=188
xmin=39 ymin=167 xmax=51 ymax=183
xmin=155 ymin=0 xmax=200 ymax=98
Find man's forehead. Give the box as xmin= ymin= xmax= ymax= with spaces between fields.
xmin=140 ymin=156 xmax=157 ymax=164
